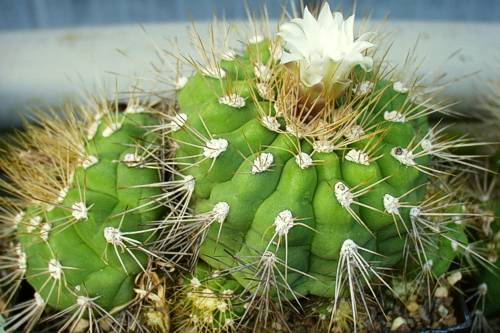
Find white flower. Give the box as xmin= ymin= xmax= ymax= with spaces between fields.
xmin=278 ymin=3 xmax=374 ymax=87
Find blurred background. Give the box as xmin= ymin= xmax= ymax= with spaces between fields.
xmin=1 ymin=0 xmax=499 ymax=29
xmin=0 ymin=0 xmax=499 ymax=130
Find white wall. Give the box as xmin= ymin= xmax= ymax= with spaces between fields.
xmin=0 ymin=20 xmax=499 ymax=128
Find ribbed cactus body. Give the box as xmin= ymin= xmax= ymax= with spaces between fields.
xmin=173 ymin=40 xmax=461 ymax=297
xmin=16 ymin=112 xmax=163 ymax=311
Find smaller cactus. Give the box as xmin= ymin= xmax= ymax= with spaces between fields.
xmin=452 ymin=75 xmax=500 ymax=332
xmin=0 ymin=98 xmax=172 ymax=332
xmin=172 ymin=264 xmax=241 ymax=333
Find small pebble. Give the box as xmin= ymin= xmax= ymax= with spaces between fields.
xmin=446 ymin=271 xmax=462 ymax=286
xmin=391 ymin=317 xmax=407 ymax=331
xmin=438 ymin=304 xmax=449 ymax=318
xmin=406 ymin=301 xmax=419 ymax=313
xmin=434 ymin=286 xmax=449 ymax=298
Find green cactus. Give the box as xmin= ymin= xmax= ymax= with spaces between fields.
xmin=481 ymin=260 xmax=500 ymax=316
xmin=172 ymin=263 xmax=241 ymax=332
xmin=175 ymin=66 xmax=430 ymax=290
xmin=467 ymin=149 xmax=500 ymax=320
xmin=444 ymin=75 xmax=500 ymax=327
xmin=0 ymin=102 xmax=168 ymax=331
xmin=0 ymin=3 xmax=494 ymax=333
xmin=164 ymin=4 xmax=485 ymax=331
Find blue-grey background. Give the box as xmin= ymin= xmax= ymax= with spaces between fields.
xmin=0 ymin=0 xmax=499 ymax=31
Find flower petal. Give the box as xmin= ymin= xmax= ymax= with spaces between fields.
xmin=280 ymin=51 xmax=303 ymax=64
xmin=277 ymin=4 xmax=376 ymax=87
xmin=317 ymin=3 xmax=333 ymax=28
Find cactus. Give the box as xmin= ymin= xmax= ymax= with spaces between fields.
xmin=0 ymin=100 xmax=170 ymax=332
xmin=476 ymin=134 xmax=500 ymax=322
xmin=0 ymin=3 xmax=496 ymax=333
xmin=160 ymin=3 xmax=495 ymax=331
xmin=463 ymin=77 xmax=500 ymax=332
xmin=448 ymin=162 xmax=500 ymax=333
